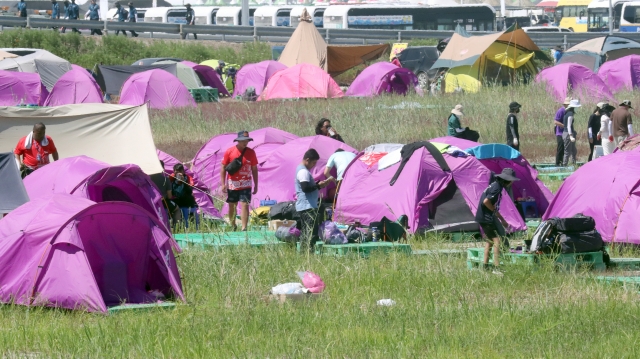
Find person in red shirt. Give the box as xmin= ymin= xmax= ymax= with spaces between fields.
xmin=220 ymin=130 xmax=259 ymax=231
xmin=14 ymin=123 xmax=59 ymax=178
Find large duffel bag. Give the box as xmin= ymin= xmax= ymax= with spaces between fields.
xmin=269 ymin=201 xmax=299 ymax=221
xmin=551 ymin=213 xmax=596 ymax=233
xmin=557 ymin=230 xmax=604 ymax=254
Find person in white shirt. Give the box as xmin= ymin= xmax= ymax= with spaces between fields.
xmin=597 ymin=103 xmax=615 ymax=156
xmin=324 ymin=149 xmax=356 ymax=200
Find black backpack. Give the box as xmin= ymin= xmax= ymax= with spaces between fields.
xmin=268 ymin=201 xmax=299 ymax=221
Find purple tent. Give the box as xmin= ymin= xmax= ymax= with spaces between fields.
xmin=431 ymin=137 xmax=554 ymax=216
xmin=0 ymin=70 xmax=29 ymax=105
xmin=182 ymin=62 xmax=231 ymax=97
xmin=535 ymin=63 xmax=613 ymax=102
xmin=44 ymin=68 xmax=103 ymax=106
xmin=20 ymin=72 xmax=46 ymax=105
xmin=119 ymin=69 xmax=196 ymax=109
xmin=598 ymin=55 xmax=640 ymax=93
xmin=0 ymin=194 xmax=184 ymax=313
xmin=157 ymin=149 xmax=221 ymax=218
xmin=252 ymin=136 xmax=357 ymax=210
xmin=335 ymin=144 xmax=526 ymax=233
xmin=191 ymin=127 xmax=299 ymax=213
xmin=346 ymin=62 xmax=419 ymax=97
xmin=543 ymin=151 xmax=640 ymax=244
xmin=23 ymin=156 xmax=173 ymax=242
xmin=233 ymin=60 xmax=287 ymax=97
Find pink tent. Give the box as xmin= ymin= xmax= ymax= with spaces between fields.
xmin=535 ymin=63 xmax=613 ymax=102
xmin=0 ymin=195 xmax=184 ymax=313
xmin=157 ymin=149 xmax=221 ymax=218
xmin=259 ymin=64 xmax=344 ymax=101
xmin=44 ymin=68 xmax=103 ymax=106
xmin=0 ymin=70 xmax=30 ymax=105
xmin=598 ymin=55 xmax=640 ymax=93
xmin=23 ymin=156 xmax=172 ymax=240
xmin=346 ymin=62 xmax=419 ymax=97
xmin=543 ymin=151 xmax=640 ymax=244
xmin=191 ymin=128 xmax=299 ymax=212
xmin=233 ymin=60 xmax=287 ymax=97
xmin=119 ymin=69 xmax=196 ymax=109
xmin=20 ymin=72 xmax=46 ymax=105
xmin=252 ymin=136 xmax=357 ymax=209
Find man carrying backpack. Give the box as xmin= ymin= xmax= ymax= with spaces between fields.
xmin=114 ymin=2 xmax=128 ymax=36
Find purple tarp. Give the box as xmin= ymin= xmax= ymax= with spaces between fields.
xmin=431 ymin=137 xmax=554 ymax=216
xmin=184 ymin=63 xmax=231 ymax=97
xmin=119 ymin=69 xmax=196 ymax=109
xmin=0 ymin=194 xmax=184 ymax=313
xmin=0 ymin=70 xmax=30 ymax=105
xmin=191 ymin=127 xmax=299 ymax=213
xmin=346 ymin=62 xmax=419 ymax=97
xmin=44 ymin=68 xmax=103 ymax=106
xmin=233 ymin=60 xmax=287 ymax=97
xmin=335 ymin=146 xmax=526 ymax=233
xmin=598 ymin=55 xmax=640 ymax=93
xmin=543 ymin=151 xmax=640 ymax=244
xmin=535 ymin=63 xmax=613 ymax=102
xmin=157 ymin=149 xmax=221 ymax=218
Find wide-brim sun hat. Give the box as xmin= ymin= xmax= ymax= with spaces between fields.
xmin=451 ymin=104 xmax=463 ymax=117
xmin=496 ymin=168 xmax=520 ymax=182
xmin=234 ymin=130 xmax=253 ymax=142
xmin=563 ymin=97 xmax=572 ymax=105
xmin=620 ymin=100 xmax=633 ymax=108
xmin=568 ymin=99 xmax=581 ymax=108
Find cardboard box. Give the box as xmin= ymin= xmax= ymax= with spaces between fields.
xmin=268 ymin=220 xmax=297 ymax=231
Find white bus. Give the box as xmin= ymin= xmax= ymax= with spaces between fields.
xmin=144 ymin=7 xmax=188 ymax=24
xmin=194 ymin=6 xmax=220 ymax=25
xmin=289 ymin=6 xmax=326 ymax=27
xmin=587 ymin=0 xmax=629 ymax=31
xmin=215 ymin=6 xmax=256 ymax=26
xmin=253 ymin=5 xmax=292 ymax=27
xmin=619 ymin=1 xmax=640 ymax=31
xmin=322 ymin=4 xmax=496 ymax=31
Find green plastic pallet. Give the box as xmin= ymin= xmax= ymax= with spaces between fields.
xmin=533 ymin=162 xmax=584 ymax=169
xmin=174 ymin=231 xmax=285 ymax=249
xmin=107 ymin=302 xmax=176 ymax=314
xmin=413 ymin=249 xmax=466 ymax=256
xmin=467 ymin=248 xmax=606 ymax=271
xmin=538 ymin=172 xmax=572 ymax=180
xmin=189 ymin=88 xmax=218 ymax=103
xmin=595 ymin=276 xmax=640 ymax=292
xmin=303 ymin=242 xmax=412 ymax=257
xmin=526 ymin=219 xmax=541 ymax=229
xmin=608 ymin=258 xmax=640 ymax=271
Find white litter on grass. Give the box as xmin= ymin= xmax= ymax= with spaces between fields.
xmin=271 ymin=283 xmax=309 ymax=295
xmin=366 ymin=102 xmax=433 ymax=110
xmin=377 ymin=299 xmax=396 ymax=306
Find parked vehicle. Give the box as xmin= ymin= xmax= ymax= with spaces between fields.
xmin=396 ymin=46 xmax=440 ymax=89
xmin=523 ymin=26 xmax=574 ymax=32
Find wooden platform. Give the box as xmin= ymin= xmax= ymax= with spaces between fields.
xmin=174 ymin=231 xmax=285 ymax=249
xmin=467 ymin=248 xmax=606 ymax=271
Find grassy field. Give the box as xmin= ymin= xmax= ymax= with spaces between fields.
xmin=6 ymin=36 xmax=640 ymax=356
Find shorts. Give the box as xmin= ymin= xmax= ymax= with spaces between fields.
xmin=480 ymin=223 xmax=499 ymax=240
xmin=226 ymin=188 xmax=252 ymax=203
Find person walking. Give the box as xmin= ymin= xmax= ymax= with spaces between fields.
xmin=475 ymin=168 xmax=519 ymax=274
xmin=587 ymin=102 xmax=606 ymax=162
xmin=220 ymin=131 xmax=259 ymax=232
xmin=171 ymin=163 xmax=200 ymax=231
xmin=182 ymin=3 xmax=197 ymax=40
xmin=60 ymin=0 xmax=69 ymax=33
xmin=598 ymin=103 xmax=615 ymax=156
xmin=17 ymin=0 xmax=27 ymax=18
xmin=506 ymin=102 xmax=522 ymax=151
xmin=86 ymin=0 xmax=102 ymax=35
xmin=67 ymin=0 xmax=80 ymax=33
xmin=51 ymin=0 xmax=60 ymax=30
xmin=127 ymin=2 xmax=139 ymax=37
xmin=14 ymin=123 xmax=59 ymax=178
xmin=296 ymin=149 xmax=333 ymax=253
xmin=114 ymin=2 xmax=127 ymax=36
xmin=611 ymin=100 xmax=634 ymax=149
xmin=554 ymin=97 xmax=570 ymax=166
xmin=562 ymin=99 xmax=581 ymax=166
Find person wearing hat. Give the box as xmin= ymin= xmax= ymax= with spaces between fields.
xmin=475 ymin=168 xmax=519 ymax=273
xmin=587 ymin=102 xmax=607 ymax=162
xmin=553 ymin=97 xmax=571 ymax=166
xmin=447 ymin=104 xmax=479 ymax=141
xmin=114 ymin=2 xmax=128 ymax=36
xmin=611 ymin=100 xmax=634 ymax=148
xmin=182 ymin=4 xmax=197 ymax=40
xmin=216 ymin=61 xmax=225 ymax=77
xmin=127 ymin=2 xmax=139 ymax=37
xmin=220 ymin=131 xmax=259 ymax=231
xmin=506 ymin=102 xmax=522 ymax=151
xmin=562 ymin=99 xmax=581 ymax=166
xmin=598 ymin=103 xmax=616 ymax=156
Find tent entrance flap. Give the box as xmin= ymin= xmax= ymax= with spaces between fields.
xmin=425 ymin=180 xmax=478 ymax=233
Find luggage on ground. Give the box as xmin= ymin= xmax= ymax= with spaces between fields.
xmin=269 ymin=201 xmax=299 ymax=221
xmin=557 ymin=230 xmax=604 ymax=254
xmin=550 ymin=213 xmax=595 ymax=233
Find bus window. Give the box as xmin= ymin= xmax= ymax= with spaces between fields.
xmin=623 ymin=5 xmax=640 ymax=23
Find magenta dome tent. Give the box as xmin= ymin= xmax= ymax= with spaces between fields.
xmin=44 ymin=68 xmax=103 ymax=106
xmin=431 ymin=137 xmax=554 ymax=216
xmin=23 ymin=156 xmax=171 ymax=238
xmin=0 ymin=70 xmax=30 ymax=105
xmin=335 ymin=142 xmax=525 ymax=233
xmin=0 ymin=195 xmax=184 ymax=313
xmin=119 ymin=69 xmax=196 ymax=109
xmin=253 ymin=136 xmax=357 ymax=209
xmin=346 ymin=62 xmax=419 ymax=97
xmin=191 ymin=65 xmax=231 ymax=97
xmin=543 ymin=151 xmax=640 ymax=245
xmin=20 ymin=72 xmax=46 ymax=105
xmin=259 ymin=64 xmax=344 ymax=101
xmin=157 ymin=149 xmax=221 ymax=218
xmin=192 ymin=127 xmax=299 ymax=212
xmin=597 ymin=55 xmax=640 ymax=92
xmin=233 ymin=60 xmax=287 ymax=97
xmin=535 ymin=63 xmax=612 ymax=102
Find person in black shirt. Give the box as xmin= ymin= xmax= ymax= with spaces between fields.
xmin=475 ymin=168 xmax=519 ymax=272
xmin=182 ymin=3 xmax=197 ymax=40
xmin=171 ymin=163 xmax=200 ymax=230
xmin=506 ymin=102 xmax=521 ymax=151
xmin=587 ymin=102 xmax=605 ymax=162
xmin=315 ymin=118 xmax=344 ymax=143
